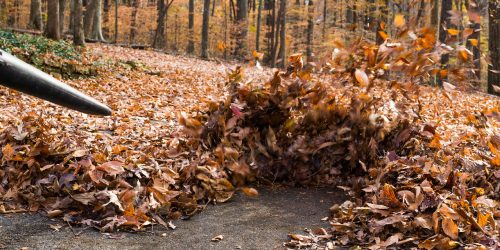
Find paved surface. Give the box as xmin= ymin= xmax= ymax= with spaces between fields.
xmin=0 ymin=187 xmax=344 ymax=250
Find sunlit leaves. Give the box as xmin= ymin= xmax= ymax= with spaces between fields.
xmin=378 ymin=31 xmax=389 ymax=41
xmin=393 ymin=14 xmax=406 ymax=28
xmin=442 ymin=217 xmax=459 ymax=240
xmin=447 ymin=28 xmax=460 ymax=36
xmin=469 ymin=39 xmax=479 ymax=47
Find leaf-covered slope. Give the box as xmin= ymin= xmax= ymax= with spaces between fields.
xmin=0 ymin=43 xmax=499 ymax=249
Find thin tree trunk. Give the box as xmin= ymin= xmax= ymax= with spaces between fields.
xmin=415 ymin=0 xmax=425 ymax=27
xmin=114 ymin=0 xmax=118 ymax=42
xmin=103 ymin=0 xmax=110 ymax=39
xmin=46 ymin=0 xmax=61 ymax=40
xmin=234 ymin=0 xmax=248 ymax=58
xmin=438 ymin=0 xmax=452 ymax=86
xmin=224 ymin=0 xmax=228 ymax=58
xmin=322 ymin=0 xmax=327 ymax=37
xmin=69 ymin=0 xmax=75 ymax=33
xmin=306 ymin=0 xmax=314 ymax=61
xmin=187 ymin=0 xmax=195 ymax=53
xmin=153 ymin=0 xmax=166 ymax=49
xmin=28 ymin=0 xmax=43 ymax=30
xmin=488 ymin=0 xmax=499 ymax=94
xmin=278 ymin=0 xmax=286 ymax=68
xmin=211 ymin=0 xmax=216 ymax=16
xmin=73 ymin=0 xmax=85 ymax=46
xmin=84 ymin=0 xmax=96 ymax=37
xmin=256 ymin=0 xmax=263 ymax=51
xmin=129 ymin=0 xmax=140 ymax=44
xmin=431 ymin=0 xmax=439 ymax=28
xmin=201 ymin=0 xmax=211 ymax=58
xmin=59 ymin=0 xmax=66 ymax=35
xmin=271 ymin=0 xmax=280 ymax=67
xmin=173 ymin=13 xmax=179 ymax=51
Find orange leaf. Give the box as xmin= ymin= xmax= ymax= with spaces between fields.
xmin=112 ymin=145 xmax=128 ymax=154
xmin=354 ymin=69 xmax=369 ymax=86
xmin=458 ymin=49 xmax=470 ymax=62
xmin=378 ymin=31 xmax=389 ymax=41
xmin=1 ymin=144 xmax=14 ymax=161
xmin=217 ymin=41 xmax=226 ymax=51
xmin=242 ymin=187 xmax=259 ymax=197
xmin=252 ymin=50 xmax=264 ymax=60
xmin=447 ymin=29 xmax=460 ymax=36
xmin=469 ymin=38 xmax=479 ymax=47
xmin=394 ymin=14 xmax=406 ymax=28
xmin=379 ymin=21 xmax=386 ymax=30
xmin=477 ymin=211 xmax=490 ymax=228
xmin=381 ymin=183 xmax=401 ymax=208
xmin=492 ymin=156 xmax=500 ymax=167
xmin=429 ymin=134 xmax=442 ymax=149
xmin=442 ymin=217 xmax=459 ymax=240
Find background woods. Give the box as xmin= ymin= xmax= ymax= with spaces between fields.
xmin=0 ymin=0 xmax=498 ymax=94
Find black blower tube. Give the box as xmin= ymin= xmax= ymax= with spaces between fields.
xmin=0 ymin=49 xmax=112 ymax=116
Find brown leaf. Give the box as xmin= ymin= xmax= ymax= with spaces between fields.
xmin=354 ymin=69 xmax=369 ymax=87
xmin=241 ymin=187 xmax=259 ymax=197
xmin=96 ymin=161 xmax=125 ymax=176
xmin=442 ymin=217 xmax=459 ymax=240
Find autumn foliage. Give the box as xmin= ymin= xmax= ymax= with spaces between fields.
xmin=0 ymin=25 xmax=499 ymax=249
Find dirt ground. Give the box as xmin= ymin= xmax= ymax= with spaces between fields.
xmin=0 ymin=187 xmax=344 ymax=250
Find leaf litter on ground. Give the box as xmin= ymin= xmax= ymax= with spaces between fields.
xmin=0 ymin=26 xmax=499 ymax=250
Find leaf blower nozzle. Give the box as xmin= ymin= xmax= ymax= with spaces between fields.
xmin=0 ymin=49 xmax=112 ymax=116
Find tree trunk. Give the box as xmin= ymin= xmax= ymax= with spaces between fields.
xmin=103 ymin=0 xmax=110 ymax=39
xmin=438 ymin=0 xmax=452 ymax=86
xmin=59 ymin=0 xmax=66 ymax=35
xmin=278 ymin=0 xmax=286 ymax=68
xmin=271 ymin=0 xmax=280 ymax=67
xmin=73 ymin=0 xmax=85 ymax=46
xmin=129 ymin=0 xmax=140 ymax=44
xmin=114 ymin=0 xmax=118 ymax=42
xmin=234 ymin=0 xmax=248 ymax=58
xmin=46 ymin=0 xmax=61 ymax=40
xmin=84 ymin=0 xmax=97 ymax=37
xmin=69 ymin=0 xmax=75 ymax=33
xmin=28 ymin=0 xmax=43 ymax=30
xmin=91 ymin=0 xmax=105 ymax=41
xmin=187 ymin=0 xmax=195 ymax=53
xmin=153 ymin=0 xmax=167 ymax=49
xmin=431 ymin=0 xmax=439 ymax=30
xmin=306 ymin=0 xmax=314 ymax=61
xmin=322 ymin=0 xmax=327 ymax=37
xmin=256 ymin=0 xmax=263 ymax=51
xmin=415 ymin=0 xmax=425 ymax=27
xmin=201 ymin=0 xmax=211 ymax=58
xmin=488 ymin=0 xmax=499 ymax=94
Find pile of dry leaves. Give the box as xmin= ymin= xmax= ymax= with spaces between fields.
xmin=178 ymin=28 xmax=499 ymax=249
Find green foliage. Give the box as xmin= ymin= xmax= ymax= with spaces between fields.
xmin=0 ymin=30 xmax=98 ymax=78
